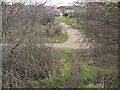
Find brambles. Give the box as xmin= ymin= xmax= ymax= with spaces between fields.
xmin=74 ymin=2 xmax=118 ymax=88
xmin=2 ymin=2 xmax=63 ymax=88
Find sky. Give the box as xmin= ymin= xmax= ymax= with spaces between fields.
xmin=4 ymin=0 xmax=119 ymax=6
xmin=45 ymin=0 xmax=78 ymax=6
xmin=4 ymin=0 xmax=79 ymax=6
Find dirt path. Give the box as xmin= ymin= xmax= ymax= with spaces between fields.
xmin=60 ymin=50 xmax=80 ymax=88
xmin=45 ymin=23 xmax=92 ymax=49
xmin=45 ymin=23 xmax=95 ymax=88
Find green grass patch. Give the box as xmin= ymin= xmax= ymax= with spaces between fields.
xmin=56 ymin=16 xmax=76 ymax=25
xmin=38 ymin=49 xmax=72 ymax=88
xmin=47 ymin=29 xmax=68 ymax=43
xmin=76 ymin=63 xmax=116 ymax=88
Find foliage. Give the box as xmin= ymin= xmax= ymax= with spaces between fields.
xmin=38 ymin=10 xmax=55 ymax=25
xmin=2 ymin=2 xmax=62 ymax=88
xmin=63 ymin=13 xmax=69 ymax=17
xmin=74 ymin=2 xmax=118 ymax=88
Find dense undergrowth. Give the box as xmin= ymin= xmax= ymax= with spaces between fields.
xmin=74 ymin=2 xmax=118 ymax=88
xmin=38 ymin=49 xmax=72 ymax=88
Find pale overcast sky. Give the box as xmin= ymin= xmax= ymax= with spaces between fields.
xmin=4 ymin=0 xmax=119 ymax=6
xmin=45 ymin=0 xmax=78 ymax=6
xmin=4 ymin=0 xmax=79 ymax=6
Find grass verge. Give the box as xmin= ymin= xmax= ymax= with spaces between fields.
xmin=76 ymin=63 xmax=117 ymax=88
xmin=56 ymin=16 xmax=76 ymax=25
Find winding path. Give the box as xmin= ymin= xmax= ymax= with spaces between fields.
xmin=45 ymin=23 xmax=92 ymax=49
xmin=45 ymin=23 xmax=94 ymax=88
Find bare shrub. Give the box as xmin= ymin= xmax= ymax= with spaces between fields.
xmin=51 ymin=23 xmax=61 ymax=36
xmin=2 ymin=1 xmax=62 ymax=88
xmin=45 ymin=23 xmax=62 ymax=37
xmin=74 ymin=2 xmax=118 ymax=88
